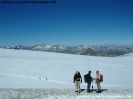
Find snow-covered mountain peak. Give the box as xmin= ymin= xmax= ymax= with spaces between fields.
xmin=51 ymin=45 xmax=66 ymax=50
xmin=33 ymin=44 xmax=51 ymax=50
xmin=77 ymin=45 xmax=89 ymax=49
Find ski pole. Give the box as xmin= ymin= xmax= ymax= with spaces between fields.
xmin=92 ymin=81 xmax=93 ymax=90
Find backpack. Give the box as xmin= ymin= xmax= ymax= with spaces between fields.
xmin=84 ymin=74 xmax=87 ymax=83
xmin=100 ymin=74 xmax=103 ymax=82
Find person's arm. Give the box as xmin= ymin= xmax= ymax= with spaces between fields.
xmin=93 ymin=77 xmax=96 ymax=80
xmin=96 ymin=74 xmax=100 ymax=82
xmin=84 ymin=74 xmax=87 ymax=83
xmin=76 ymin=75 xmax=81 ymax=81
xmin=91 ymin=76 xmax=93 ymax=81
xmin=73 ymin=75 xmax=75 ymax=83
xmin=80 ymin=75 xmax=82 ymax=83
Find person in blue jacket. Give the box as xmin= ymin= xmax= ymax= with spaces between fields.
xmin=84 ymin=71 xmax=93 ymax=93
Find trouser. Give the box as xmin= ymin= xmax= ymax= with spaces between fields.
xmin=96 ymin=81 xmax=101 ymax=91
xmin=75 ymin=81 xmax=80 ymax=92
xmin=87 ymin=83 xmax=91 ymax=91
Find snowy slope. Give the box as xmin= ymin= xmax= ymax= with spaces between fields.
xmin=0 ymin=48 xmax=133 ymax=89
xmin=0 ymin=89 xmax=133 ymax=99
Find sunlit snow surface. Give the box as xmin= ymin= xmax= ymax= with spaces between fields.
xmin=0 ymin=49 xmax=133 ymax=99
xmin=0 ymin=89 xmax=133 ymax=99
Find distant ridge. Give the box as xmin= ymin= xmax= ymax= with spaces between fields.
xmin=3 ymin=44 xmax=133 ymax=57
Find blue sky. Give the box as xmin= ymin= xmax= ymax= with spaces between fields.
xmin=0 ymin=0 xmax=133 ymax=46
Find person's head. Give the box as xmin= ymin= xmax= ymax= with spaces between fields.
xmin=75 ymin=71 xmax=79 ymax=75
xmin=96 ymin=70 xmax=99 ymax=74
xmin=88 ymin=71 xmax=91 ymax=74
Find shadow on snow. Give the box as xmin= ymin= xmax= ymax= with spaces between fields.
xmin=80 ymin=89 xmax=108 ymax=93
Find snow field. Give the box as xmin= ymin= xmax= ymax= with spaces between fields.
xmin=0 ymin=49 xmax=133 ymax=99
xmin=0 ymin=89 xmax=133 ymax=99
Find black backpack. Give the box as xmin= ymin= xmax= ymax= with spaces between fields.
xmin=84 ymin=74 xmax=87 ymax=83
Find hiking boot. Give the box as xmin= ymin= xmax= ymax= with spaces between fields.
xmin=87 ymin=90 xmax=91 ymax=93
xmin=96 ymin=91 xmax=101 ymax=93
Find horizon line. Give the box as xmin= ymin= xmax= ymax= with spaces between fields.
xmin=1 ymin=43 xmax=133 ymax=47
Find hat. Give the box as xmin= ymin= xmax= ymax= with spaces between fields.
xmin=76 ymin=71 xmax=79 ymax=73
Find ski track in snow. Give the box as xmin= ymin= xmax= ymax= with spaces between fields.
xmin=87 ymin=62 xmax=132 ymax=68
xmin=1 ymin=57 xmax=132 ymax=68
xmin=1 ymin=73 xmax=133 ymax=87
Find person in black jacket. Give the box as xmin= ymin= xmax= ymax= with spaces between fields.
xmin=84 ymin=71 xmax=93 ymax=93
xmin=73 ymin=71 xmax=82 ymax=93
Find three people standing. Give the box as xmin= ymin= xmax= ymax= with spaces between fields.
xmin=74 ymin=70 xmax=102 ymax=93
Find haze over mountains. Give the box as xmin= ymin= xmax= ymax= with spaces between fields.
xmin=3 ymin=44 xmax=133 ymax=57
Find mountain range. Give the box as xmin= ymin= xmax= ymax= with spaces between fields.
xmin=3 ymin=44 xmax=133 ymax=57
